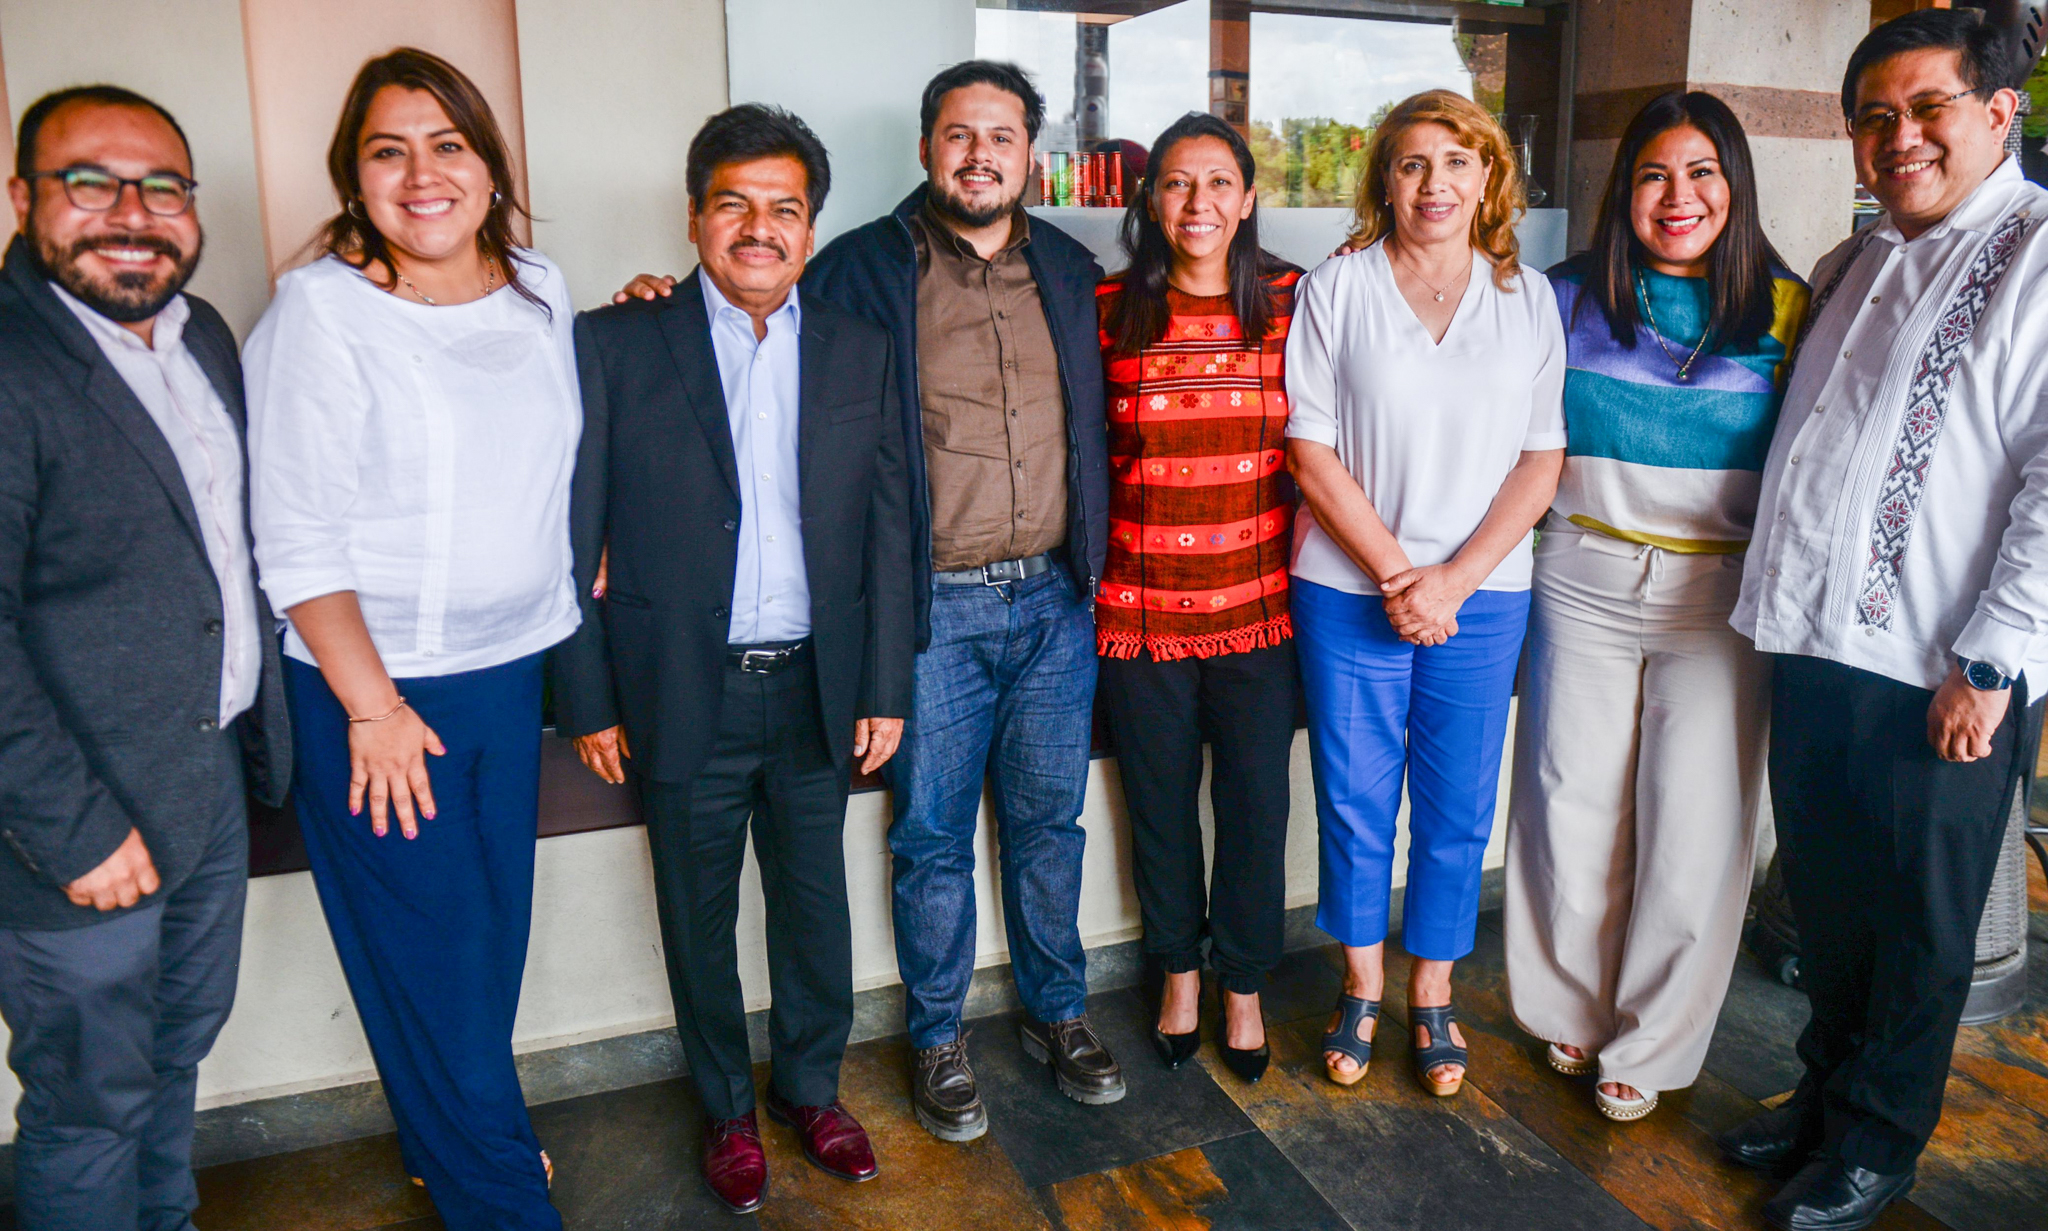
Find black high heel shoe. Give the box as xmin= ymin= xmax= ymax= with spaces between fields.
xmin=1217 ymin=990 xmax=1270 ymax=1083
xmin=1144 ymin=961 xmax=1201 ymax=1070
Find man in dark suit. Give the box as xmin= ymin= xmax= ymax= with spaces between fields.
xmin=551 ymin=105 xmax=912 ymax=1216
xmin=0 ymin=87 xmax=290 ymax=1231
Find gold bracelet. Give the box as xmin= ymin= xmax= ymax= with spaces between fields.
xmin=348 ymin=698 xmax=409 ymax=724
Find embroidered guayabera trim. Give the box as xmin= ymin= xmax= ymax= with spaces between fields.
xmin=1856 ymin=213 xmax=2038 ymax=628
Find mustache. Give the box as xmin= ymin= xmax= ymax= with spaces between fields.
xmin=728 ymin=238 xmax=788 ymax=260
xmin=69 ymin=232 xmax=186 ymax=263
xmin=954 ymin=165 xmax=1003 ymax=187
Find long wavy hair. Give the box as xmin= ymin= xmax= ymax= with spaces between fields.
xmin=1346 ymin=90 xmax=1523 ymax=291
xmin=1576 ymin=90 xmax=1785 ymax=349
xmin=1105 ymin=112 xmax=1296 ymax=356
xmin=315 ymin=47 xmax=544 ymax=313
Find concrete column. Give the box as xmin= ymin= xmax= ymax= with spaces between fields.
xmin=1567 ymin=0 xmax=1869 ymax=278
xmin=1210 ymin=0 xmax=1250 ymax=134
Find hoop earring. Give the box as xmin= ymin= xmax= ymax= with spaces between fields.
xmin=346 ymin=198 xmax=365 ymax=219
xmin=491 ymin=190 xmax=503 ymax=206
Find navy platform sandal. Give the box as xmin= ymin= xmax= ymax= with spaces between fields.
xmin=1411 ymin=1004 xmax=1468 ymax=1097
xmin=1321 ymin=994 xmax=1379 ymax=1087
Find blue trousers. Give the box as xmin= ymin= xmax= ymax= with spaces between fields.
xmin=1293 ymin=578 xmax=1528 ymax=960
xmin=0 ymin=731 xmax=243 ymax=1231
xmin=285 ymin=654 xmax=559 ymax=1231
xmin=885 ymin=565 xmax=1096 ymax=1049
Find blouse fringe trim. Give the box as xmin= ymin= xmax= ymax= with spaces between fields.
xmin=1097 ymin=613 xmax=1294 ymax=662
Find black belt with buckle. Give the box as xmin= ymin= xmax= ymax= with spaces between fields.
xmin=934 ymin=553 xmax=1052 ymax=586
xmin=726 ymin=640 xmax=810 ymax=674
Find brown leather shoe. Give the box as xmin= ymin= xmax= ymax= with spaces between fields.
xmin=702 ymin=1112 xmax=767 ymax=1214
xmin=1019 ymin=1015 xmax=1127 ymax=1105
xmin=764 ymin=1089 xmax=879 ymax=1182
xmin=911 ymin=1036 xmax=989 ymax=1142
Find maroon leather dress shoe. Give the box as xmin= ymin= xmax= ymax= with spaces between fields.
xmin=763 ymin=1089 xmax=880 ymax=1182
xmin=702 ymin=1112 xmax=768 ymax=1214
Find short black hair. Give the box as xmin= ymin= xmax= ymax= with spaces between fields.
xmin=920 ymin=60 xmax=1044 ymax=145
xmin=15 ymin=85 xmax=192 ymax=180
xmin=1842 ymin=8 xmax=2015 ymax=119
xmin=686 ymin=104 xmax=831 ymax=218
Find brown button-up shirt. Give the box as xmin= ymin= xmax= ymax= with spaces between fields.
xmin=911 ymin=206 xmax=1069 ymax=572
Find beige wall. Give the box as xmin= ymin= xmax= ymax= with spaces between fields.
xmin=239 ymin=0 xmax=527 ymax=278
xmin=0 ymin=23 xmax=13 ymax=235
xmin=515 ymin=0 xmax=729 ymax=309
xmin=0 ymin=0 xmax=269 ymax=332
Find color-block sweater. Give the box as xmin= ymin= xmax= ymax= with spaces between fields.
xmin=1095 ymin=271 xmax=1300 ymax=660
xmin=1548 ymin=255 xmax=1808 ymax=552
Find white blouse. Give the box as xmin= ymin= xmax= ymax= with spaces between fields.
xmin=1284 ymin=241 xmax=1567 ymax=594
xmin=247 ymin=251 xmax=582 ymax=678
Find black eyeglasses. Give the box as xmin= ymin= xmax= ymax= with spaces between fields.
xmin=24 ymin=166 xmax=198 ymax=216
xmin=1850 ymin=86 xmax=1992 ymax=138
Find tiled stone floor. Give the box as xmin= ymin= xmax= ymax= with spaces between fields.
xmin=9 ymin=878 xmax=2044 ymax=1231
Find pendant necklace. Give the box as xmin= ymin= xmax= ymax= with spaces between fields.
xmin=397 ymin=257 xmax=498 ymax=307
xmin=1392 ymin=244 xmax=1466 ymax=303
xmin=1635 ymin=271 xmax=1710 ymax=383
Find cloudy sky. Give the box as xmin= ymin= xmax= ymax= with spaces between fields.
xmin=974 ymin=2 xmax=1473 ymax=148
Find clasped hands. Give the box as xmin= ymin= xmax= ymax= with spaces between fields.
xmin=1380 ymin=562 xmax=1476 ymax=647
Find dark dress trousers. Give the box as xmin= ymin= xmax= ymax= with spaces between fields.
xmin=551 ymin=271 xmax=912 ymax=1119
xmin=0 ymin=235 xmax=290 ymax=1229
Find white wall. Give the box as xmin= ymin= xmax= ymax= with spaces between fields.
xmin=516 ymin=0 xmax=729 ymax=309
xmin=0 ymin=0 xmax=269 ymax=334
xmin=723 ymin=0 xmax=976 ymax=247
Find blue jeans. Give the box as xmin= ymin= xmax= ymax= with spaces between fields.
xmin=1293 ymin=578 xmax=1529 ymax=961
xmin=886 ymin=564 xmax=1097 ymax=1048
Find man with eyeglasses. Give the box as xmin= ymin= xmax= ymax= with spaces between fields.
xmin=0 ymin=86 xmax=290 ymax=1231
xmin=1721 ymin=11 xmax=2048 ymax=1231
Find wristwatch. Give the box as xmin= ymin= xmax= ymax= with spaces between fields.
xmin=1958 ymin=657 xmax=2013 ymax=691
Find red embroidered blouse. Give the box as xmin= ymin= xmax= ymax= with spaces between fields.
xmin=1095 ymin=271 xmax=1300 ymax=661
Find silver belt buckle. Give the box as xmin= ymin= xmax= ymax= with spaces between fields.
xmin=982 ymin=558 xmax=1023 ymax=585
xmin=739 ymin=649 xmax=782 ymax=673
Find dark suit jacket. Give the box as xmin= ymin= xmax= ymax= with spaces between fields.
xmin=0 ymin=235 xmax=291 ymax=931
xmin=551 ymin=270 xmax=913 ymax=786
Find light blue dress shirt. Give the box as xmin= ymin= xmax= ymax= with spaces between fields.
xmin=702 ymin=273 xmax=811 ymax=643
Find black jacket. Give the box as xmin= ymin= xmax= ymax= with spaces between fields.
xmin=0 ymin=236 xmax=291 ymax=930
xmin=804 ymin=187 xmax=1109 ymax=649
xmin=550 ymin=271 xmax=914 ymax=786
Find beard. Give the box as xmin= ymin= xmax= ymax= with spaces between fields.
xmin=28 ymin=227 xmax=202 ymax=323
xmin=927 ymin=164 xmax=1022 ymax=230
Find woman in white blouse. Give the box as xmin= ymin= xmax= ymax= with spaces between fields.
xmin=1285 ymin=90 xmax=1564 ymax=1097
xmin=246 ymin=50 xmax=574 ymax=1231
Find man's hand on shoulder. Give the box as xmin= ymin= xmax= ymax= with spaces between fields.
xmin=854 ymin=718 xmax=904 ymax=776
xmin=1927 ymin=665 xmax=2011 ymax=763
xmin=613 ymin=274 xmax=678 ymax=304
xmin=574 ymin=725 xmax=632 ymax=785
xmin=64 ymin=827 xmax=160 ymax=911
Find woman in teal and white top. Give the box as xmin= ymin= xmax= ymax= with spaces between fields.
xmin=1503 ymin=91 xmax=1807 ymax=1124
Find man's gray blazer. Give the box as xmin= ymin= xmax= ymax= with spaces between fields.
xmin=0 ymin=234 xmax=291 ymax=930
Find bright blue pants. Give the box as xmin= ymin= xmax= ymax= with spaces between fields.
xmin=285 ymin=654 xmax=560 ymax=1231
xmin=1292 ymin=578 xmax=1529 ymax=960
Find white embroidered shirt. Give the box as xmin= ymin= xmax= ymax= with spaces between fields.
xmin=1733 ymin=158 xmax=2048 ymax=691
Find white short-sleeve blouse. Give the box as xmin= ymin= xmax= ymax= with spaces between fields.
xmin=1284 ymin=240 xmax=1566 ymax=594
xmin=246 ymin=251 xmax=582 ymax=678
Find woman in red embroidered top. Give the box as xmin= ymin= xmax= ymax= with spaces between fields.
xmin=1096 ymin=113 xmax=1302 ymax=1084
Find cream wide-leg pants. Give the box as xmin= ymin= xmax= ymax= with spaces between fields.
xmin=1504 ymin=526 xmax=1768 ymax=1094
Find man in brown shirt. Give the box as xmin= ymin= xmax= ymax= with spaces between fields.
xmin=911 ymin=206 xmax=1068 ymax=572
xmin=806 ymin=61 xmax=1121 ymax=1143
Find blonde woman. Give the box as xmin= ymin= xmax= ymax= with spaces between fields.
xmin=1285 ymin=90 xmax=1565 ymax=1095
